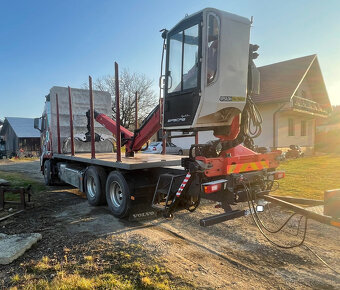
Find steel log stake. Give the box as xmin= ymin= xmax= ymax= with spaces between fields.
xmin=56 ymin=94 xmax=61 ymax=154
xmin=115 ymin=62 xmax=122 ymax=162
xmin=68 ymin=86 xmax=75 ymax=156
xmin=162 ymin=130 xmax=166 ymax=155
xmin=135 ymin=91 xmax=138 ymax=130
xmin=89 ymin=76 xmax=96 ymax=159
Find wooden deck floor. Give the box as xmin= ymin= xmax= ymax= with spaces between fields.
xmin=53 ymin=152 xmax=183 ymax=170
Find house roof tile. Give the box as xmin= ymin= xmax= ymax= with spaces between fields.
xmin=253 ymin=54 xmax=317 ymax=104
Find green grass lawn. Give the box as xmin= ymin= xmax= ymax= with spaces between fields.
xmin=10 ymin=241 xmax=192 ymax=289
xmin=275 ymin=154 xmax=340 ymax=200
xmin=0 ymin=171 xmax=45 ymax=201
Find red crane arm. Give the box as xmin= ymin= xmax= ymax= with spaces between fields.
xmin=95 ymin=112 xmax=134 ymax=140
xmin=129 ymin=105 xmax=161 ymax=151
xmin=94 ymin=105 xmax=162 ymax=154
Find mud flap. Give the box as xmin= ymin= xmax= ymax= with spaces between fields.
xmin=128 ymin=204 xmax=160 ymax=222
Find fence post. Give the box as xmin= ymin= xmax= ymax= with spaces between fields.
xmin=19 ymin=187 xmax=25 ymax=209
xmin=0 ymin=188 xmax=4 ymax=210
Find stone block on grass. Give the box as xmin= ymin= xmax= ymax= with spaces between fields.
xmin=0 ymin=233 xmax=42 ymax=264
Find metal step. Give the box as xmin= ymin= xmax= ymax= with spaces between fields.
xmin=156 ymin=188 xmax=170 ymax=195
xmin=151 ymin=204 xmax=167 ymax=211
xmin=159 ymin=173 xmax=183 ymax=178
xmin=152 ymin=173 xmax=186 ymax=213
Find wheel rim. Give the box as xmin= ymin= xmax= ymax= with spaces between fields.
xmin=86 ymin=176 xmax=97 ymax=198
xmin=109 ymin=181 xmax=123 ymax=208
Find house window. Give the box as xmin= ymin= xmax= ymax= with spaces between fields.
xmin=301 ymin=120 xmax=307 ymax=136
xmin=288 ymin=118 xmax=295 ymax=136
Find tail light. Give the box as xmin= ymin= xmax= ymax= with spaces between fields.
xmin=152 ymin=147 xmax=157 ymax=151
xmin=202 ymin=179 xmax=227 ymax=194
xmin=274 ymin=171 xmax=285 ymax=180
xmin=204 ymin=183 xmax=222 ymax=194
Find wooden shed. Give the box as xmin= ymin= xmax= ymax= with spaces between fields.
xmin=0 ymin=117 xmax=40 ymax=157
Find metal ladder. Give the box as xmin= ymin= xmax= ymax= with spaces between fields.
xmin=152 ymin=173 xmax=185 ymax=215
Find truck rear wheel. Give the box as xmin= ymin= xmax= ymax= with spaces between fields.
xmin=43 ymin=160 xmax=53 ymax=186
xmin=106 ymin=171 xmax=131 ymax=218
xmin=85 ymin=166 xmax=107 ymax=206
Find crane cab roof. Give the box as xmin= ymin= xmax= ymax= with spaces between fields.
xmin=169 ymin=7 xmax=251 ymax=33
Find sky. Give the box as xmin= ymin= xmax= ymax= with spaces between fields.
xmin=0 ymin=0 xmax=339 ymax=118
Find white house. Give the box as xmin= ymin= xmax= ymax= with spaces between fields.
xmin=171 ymin=55 xmax=331 ymax=154
xmin=253 ymin=54 xmax=330 ymax=154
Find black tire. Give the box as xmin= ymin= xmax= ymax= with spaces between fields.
xmin=178 ymin=150 xmax=183 ymax=155
xmin=43 ymin=160 xmax=52 ymax=186
xmin=105 ymin=171 xmax=131 ymax=218
xmin=84 ymin=166 xmax=107 ymax=206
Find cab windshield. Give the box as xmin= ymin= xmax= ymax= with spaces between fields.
xmin=168 ymin=24 xmax=199 ymax=93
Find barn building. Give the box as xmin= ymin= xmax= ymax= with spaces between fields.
xmin=0 ymin=117 xmax=40 ymax=157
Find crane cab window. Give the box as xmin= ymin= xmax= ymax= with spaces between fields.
xmin=183 ymin=25 xmax=199 ymax=90
xmin=207 ymin=14 xmax=219 ymax=85
xmin=168 ymin=24 xmax=200 ymax=93
xmin=168 ymin=31 xmax=183 ymax=93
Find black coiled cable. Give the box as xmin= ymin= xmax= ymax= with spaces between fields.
xmin=241 ymin=95 xmax=262 ymax=139
xmin=241 ymin=179 xmax=308 ymax=249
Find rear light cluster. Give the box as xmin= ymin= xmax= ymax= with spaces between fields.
xmin=204 ymin=183 xmax=222 ymax=194
xmin=202 ymin=179 xmax=227 ymax=194
xmin=273 ymin=171 xmax=285 ymax=180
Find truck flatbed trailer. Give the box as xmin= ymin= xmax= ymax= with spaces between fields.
xmin=53 ymin=153 xmax=183 ymax=170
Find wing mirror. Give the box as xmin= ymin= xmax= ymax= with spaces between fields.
xmin=34 ymin=117 xmax=42 ymax=132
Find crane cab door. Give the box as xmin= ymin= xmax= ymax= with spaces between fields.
xmin=163 ymin=13 xmax=202 ymax=129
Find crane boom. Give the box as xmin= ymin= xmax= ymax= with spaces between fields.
xmin=93 ymin=105 xmax=162 ymax=156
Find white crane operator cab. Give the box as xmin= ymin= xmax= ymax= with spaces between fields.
xmin=163 ymin=8 xmax=259 ymax=132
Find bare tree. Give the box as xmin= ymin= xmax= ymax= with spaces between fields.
xmin=83 ymin=69 xmax=158 ymax=129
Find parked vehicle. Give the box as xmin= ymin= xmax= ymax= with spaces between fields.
xmin=255 ymin=146 xmax=271 ymax=154
xmin=253 ymin=146 xmax=288 ymax=161
xmin=285 ymin=145 xmax=304 ymax=159
xmin=143 ymin=142 xmax=183 ymax=155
